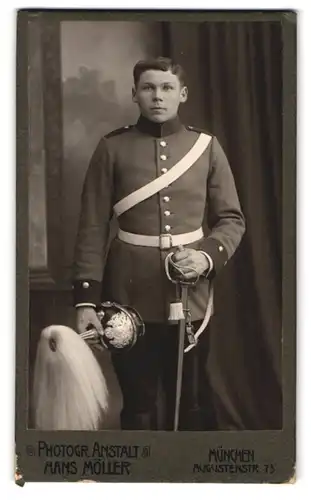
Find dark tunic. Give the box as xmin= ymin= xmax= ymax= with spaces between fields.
xmin=72 ymin=115 xmax=245 ymax=323
xmin=72 ymin=115 xmax=246 ymax=430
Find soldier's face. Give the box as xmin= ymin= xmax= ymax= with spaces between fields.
xmin=132 ymin=70 xmax=188 ymax=123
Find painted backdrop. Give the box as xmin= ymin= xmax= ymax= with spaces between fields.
xmin=60 ymin=21 xmax=162 ymax=275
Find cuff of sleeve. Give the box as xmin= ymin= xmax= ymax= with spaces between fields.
xmin=75 ymin=303 xmax=97 ymax=309
xmin=198 ymin=251 xmax=214 ymax=278
xmin=198 ymin=237 xmax=229 ymax=275
xmin=72 ymin=279 xmax=102 ymax=307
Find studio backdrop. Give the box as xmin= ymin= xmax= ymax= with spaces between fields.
xmin=28 ymin=18 xmax=282 ymax=430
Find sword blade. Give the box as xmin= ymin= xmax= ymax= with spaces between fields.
xmin=173 ymin=284 xmax=188 ymax=431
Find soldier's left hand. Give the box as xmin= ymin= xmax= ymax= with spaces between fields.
xmin=173 ymin=246 xmax=210 ymax=280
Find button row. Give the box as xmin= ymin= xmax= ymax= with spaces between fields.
xmin=161 ymin=160 xmax=171 ymax=229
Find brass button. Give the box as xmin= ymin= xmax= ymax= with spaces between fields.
xmin=165 ymin=225 xmax=171 ymax=232
xmin=82 ymin=281 xmax=90 ymax=289
xmin=161 ymin=167 xmax=168 ymax=174
xmin=160 ymin=141 xmax=167 ymax=147
xmin=163 ymin=196 xmax=170 ymax=202
xmin=164 ymin=210 xmax=171 ymax=216
xmin=160 ymin=154 xmax=167 ymax=161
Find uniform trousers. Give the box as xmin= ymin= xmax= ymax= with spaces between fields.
xmin=111 ymin=321 xmax=217 ymax=431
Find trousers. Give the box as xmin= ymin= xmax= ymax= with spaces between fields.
xmin=111 ymin=321 xmax=217 ymax=431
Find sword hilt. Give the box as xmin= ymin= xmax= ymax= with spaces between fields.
xmin=164 ymin=246 xmax=200 ymax=287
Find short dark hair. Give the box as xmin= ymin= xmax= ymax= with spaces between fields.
xmin=133 ymin=57 xmax=186 ymax=87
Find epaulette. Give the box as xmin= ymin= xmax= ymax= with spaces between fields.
xmin=105 ymin=125 xmax=134 ymax=139
xmin=186 ymin=125 xmax=214 ymax=136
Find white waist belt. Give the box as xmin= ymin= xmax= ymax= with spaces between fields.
xmin=118 ymin=227 xmax=204 ymax=250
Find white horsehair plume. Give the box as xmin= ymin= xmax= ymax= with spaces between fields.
xmin=32 ymin=324 xmax=109 ymax=431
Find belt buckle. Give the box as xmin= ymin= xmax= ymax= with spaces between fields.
xmin=159 ymin=233 xmax=173 ymax=250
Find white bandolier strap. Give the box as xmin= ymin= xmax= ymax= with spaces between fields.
xmin=113 ymin=133 xmax=212 ymax=217
xmin=118 ymin=227 xmax=204 ymax=250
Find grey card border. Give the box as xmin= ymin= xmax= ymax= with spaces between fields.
xmin=15 ymin=9 xmax=297 ymax=485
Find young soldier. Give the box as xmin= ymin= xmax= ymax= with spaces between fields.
xmin=72 ymin=57 xmax=246 ymax=431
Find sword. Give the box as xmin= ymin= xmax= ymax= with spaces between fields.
xmin=173 ymin=283 xmax=188 ymax=431
xmin=173 ymin=282 xmax=197 ymax=431
xmin=165 ymin=246 xmax=199 ymax=432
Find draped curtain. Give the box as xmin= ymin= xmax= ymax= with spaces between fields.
xmin=164 ymin=21 xmax=283 ymax=429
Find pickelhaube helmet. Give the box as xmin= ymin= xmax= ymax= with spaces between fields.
xmin=81 ymin=301 xmax=145 ymax=353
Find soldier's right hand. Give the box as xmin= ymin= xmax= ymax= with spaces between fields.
xmin=76 ymin=306 xmax=105 ymax=336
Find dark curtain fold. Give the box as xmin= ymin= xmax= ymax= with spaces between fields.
xmin=165 ymin=21 xmax=283 ymax=429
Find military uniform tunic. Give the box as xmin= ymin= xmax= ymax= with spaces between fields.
xmin=72 ymin=115 xmax=246 ymax=323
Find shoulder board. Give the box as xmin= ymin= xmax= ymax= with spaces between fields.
xmin=105 ymin=125 xmax=134 ymax=139
xmin=186 ymin=125 xmax=214 ymax=136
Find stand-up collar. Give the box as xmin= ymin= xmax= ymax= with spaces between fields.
xmin=136 ymin=114 xmax=183 ymax=138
